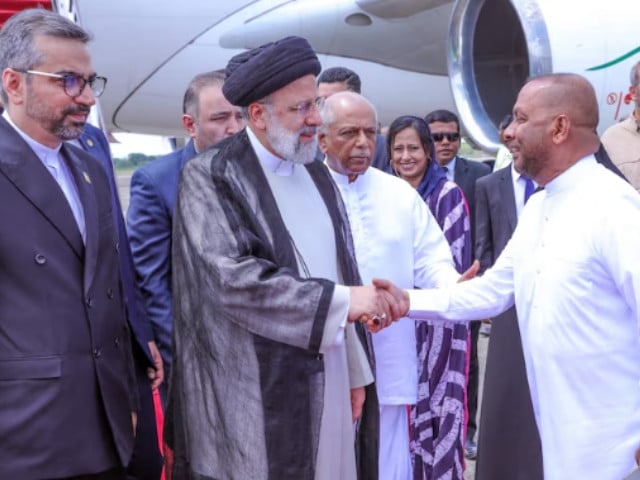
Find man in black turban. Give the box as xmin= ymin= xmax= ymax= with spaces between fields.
xmin=166 ymin=35 xmax=404 ymax=480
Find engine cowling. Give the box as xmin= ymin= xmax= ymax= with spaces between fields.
xmin=449 ymin=0 xmax=640 ymax=152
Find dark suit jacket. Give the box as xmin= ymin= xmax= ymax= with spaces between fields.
xmin=452 ymin=155 xmax=491 ymax=247
xmin=0 ymin=117 xmax=136 ymax=479
xmin=370 ymin=134 xmax=390 ymax=171
xmin=474 ymin=166 xmax=543 ymax=480
xmin=127 ymin=140 xmax=197 ymax=369
xmin=474 ymin=166 xmax=517 ymax=273
xmin=78 ymin=124 xmax=154 ymax=366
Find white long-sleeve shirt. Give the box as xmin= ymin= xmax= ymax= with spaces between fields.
xmin=408 ymin=155 xmax=640 ymax=480
xmin=328 ymin=165 xmax=458 ymax=404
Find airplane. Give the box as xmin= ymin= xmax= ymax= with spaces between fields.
xmin=3 ymin=0 xmax=640 ymax=152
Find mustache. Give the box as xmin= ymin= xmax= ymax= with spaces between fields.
xmin=62 ymin=105 xmax=91 ymax=117
xmin=298 ymin=126 xmax=317 ymax=136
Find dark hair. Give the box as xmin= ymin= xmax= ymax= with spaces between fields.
xmin=317 ymin=66 xmax=361 ymax=93
xmin=387 ymin=115 xmax=435 ymax=165
xmin=424 ymin=109 xmax=460 ymax=131
xmin=0 ymin=9 xmax=91 ymax=104
xmin=182 ymin=69 xmax=226 ymax=116
xmin=498 ymin=113 xmax=513 ymax=131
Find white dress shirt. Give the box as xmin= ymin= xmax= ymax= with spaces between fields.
xmin=442 ymin=156 xmax=457 ymax=182
xmin=408 ymin=155 xmax=640 ymax=480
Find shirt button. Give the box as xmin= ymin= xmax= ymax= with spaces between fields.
xmin=86 ymin=297 xmax=94 ymax=308
xmin=107 ymin=288 xmax=114 ymax=299
xmin=114 ymin=242 xmax=119 ymax=253
xmin=34 ymin=253 xmax=47 ymax=265
xmin=114 ymin=337 xmax=120 ymax=347
xmin=316 ymin=353 xmax=323 ymax=361
xmin=93 ymin=348 xmax=102 ymax=358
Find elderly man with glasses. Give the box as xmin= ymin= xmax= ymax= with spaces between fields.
xmin=0 ymin=9 xmax=137 ymax=480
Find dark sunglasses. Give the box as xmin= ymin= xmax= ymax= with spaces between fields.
xmin=431 ymin=132 xmax=460 ymax=142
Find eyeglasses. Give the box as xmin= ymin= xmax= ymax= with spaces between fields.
xmin=14 ymin=69 xmax=107 ymax=98
xmin=263 ymin=97 xmax=324 ymax=117
xmin=431 ymin=132 xmax=460 ymax=142
xmin=291 ymin=97 xmax=324 ymax=116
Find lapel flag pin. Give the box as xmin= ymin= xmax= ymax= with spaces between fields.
xmin=83 ymin=171 xmax=92 ymax=184
xmin=87 ymin=139 xmax=94 ymax=147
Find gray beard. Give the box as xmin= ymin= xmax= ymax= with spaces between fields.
xmin=264 ymin=112 xmax=317 ymax=165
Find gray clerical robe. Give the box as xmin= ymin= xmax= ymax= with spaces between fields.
xmin=166 ymin=129 xmax=378 ymax=480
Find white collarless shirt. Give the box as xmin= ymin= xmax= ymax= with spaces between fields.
xmin=408 ymin=155 xmax=640 ymax=480
xmin=327 ymin=164 xmax=458 ymax=404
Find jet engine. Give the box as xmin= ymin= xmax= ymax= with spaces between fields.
xmin=449 ymin=0 xmax=640 ymax=152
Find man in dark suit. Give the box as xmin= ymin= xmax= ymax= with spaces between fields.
xmin=473 ymin=163 xmax=544 ymax=480
xmin=0 ymin=9 xmax=136 ymax=479
xmin=425 ymin=109 xmax=490 ymax=459
xmin=77 ymin=123 xmax=164 ymax=480
xmin=127 ymin=70 xmax=242 ymax=393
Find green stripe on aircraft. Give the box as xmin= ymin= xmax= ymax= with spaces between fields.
xmin=587 ymin=46 xmax=640 ymax=71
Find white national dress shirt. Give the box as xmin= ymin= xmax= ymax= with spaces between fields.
xmin=407 ymin=155 xmax=640 ymax=480
xmin=328 ymin=164 xmax=458 ymax=404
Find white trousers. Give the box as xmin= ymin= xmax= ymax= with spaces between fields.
xmin=379 ymin=404 xmax=412 ymax=480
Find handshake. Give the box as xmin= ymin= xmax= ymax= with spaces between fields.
xmin=348 ymin=279 xmax=410 ymax=333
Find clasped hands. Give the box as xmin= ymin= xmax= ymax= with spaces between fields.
xmin=347 ymin=261 xmax=481 ymax=333
xmin=348 ymin=280 xmax=410 ymax=333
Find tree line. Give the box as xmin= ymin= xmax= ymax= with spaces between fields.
xmin=113 ymin=153 xmax=159 ymax=170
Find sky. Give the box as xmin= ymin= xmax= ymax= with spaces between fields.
xmin=110 ymin=132 xmax=174 ymax=159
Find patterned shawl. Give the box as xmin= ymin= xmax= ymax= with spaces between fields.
xmin=410 ymin=162 xmax=472 ymax=480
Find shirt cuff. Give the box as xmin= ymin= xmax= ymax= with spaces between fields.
xmin=319 ymin=284 xmax=350 ymax=352
xmin=345 ymin=323 xmax=374 ymax=388
xmin=408 ymin=288 xmax=451 ymax=321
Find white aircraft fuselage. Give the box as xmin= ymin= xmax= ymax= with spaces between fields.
xmin=63 ymin=0 xmax=640 ymax=152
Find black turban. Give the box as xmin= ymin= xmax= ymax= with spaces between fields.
xmin=223 ymin=36 xmax=321 ymax=106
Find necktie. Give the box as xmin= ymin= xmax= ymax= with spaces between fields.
xmin=443 ymin=165 xmax=453 ymax=181
xmin=523 ymin=175 xmax=535 ymax=204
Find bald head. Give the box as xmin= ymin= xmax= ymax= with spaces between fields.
xmin=318 ymin=91 xmax=378 ymax=181
xmin=504 ymin=73 xmax=600 ymax=185
xmin=319 ymin=91 xmax=377 ymax=131
xmin=525 ymin=73 xmax=599 ymax=130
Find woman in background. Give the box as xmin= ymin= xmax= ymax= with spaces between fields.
xmin=387 ymin=115 xmax=472 ymax=480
